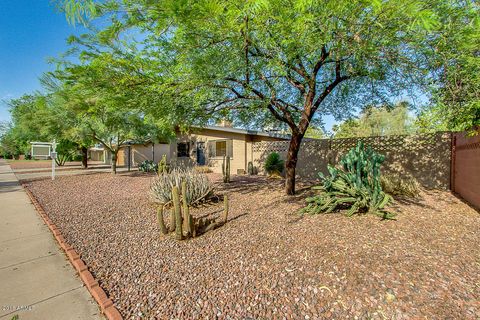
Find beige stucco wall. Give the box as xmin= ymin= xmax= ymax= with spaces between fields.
xmin=252 ymin=132 xmax=452 ymax=189
xmin=131 ymin=143 xmax=170 ymax=166
xmin=172 ymin=129 xmax=249 ymax=174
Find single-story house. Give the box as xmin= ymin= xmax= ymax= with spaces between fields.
xmin=103 ymin=125 xmax=290 ymax=174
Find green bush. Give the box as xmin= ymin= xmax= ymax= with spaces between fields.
xmin=264 ymin=152 xmax=284 ymax=175
xmin=302 ymin=141 xmax=394 ymax=219
xmin=381 ymin=174 xmax=421 ymax=197
xmin=139 ymin=160 xmax=158 ymax=173
xmin=72 ymin=154 xmax=83 ymax=161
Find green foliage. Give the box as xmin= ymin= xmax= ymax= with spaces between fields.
xmin=264 ymin=152 xmax=284 ymax=175
xmin=381 ymin=174 xmax=421 ymax=198
xmin=304 ymin=126 xmax=325 ymax=139
xmin=416 ymin=4 xmax=479 ymax=134
xmin=59 ymin=0 xmax=477 ymax=194
xmin=150 ymin=168 xmax=214 ymax=206
xmin=55 ymin=139 xmax=78 ymax=166
xmin=333 ymin=102 xmax=414 ymax=138
xmin=138 ymin=160 xmax=158 ymax=173
xmin=303 ymin=142 xmax=394 ymax=219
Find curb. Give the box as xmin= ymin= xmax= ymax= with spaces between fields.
xmin=22 ymin=184 xmax=123 ymax=320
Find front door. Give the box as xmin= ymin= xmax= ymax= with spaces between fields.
xmin=196 ymin=142 xmax=206 ymax=165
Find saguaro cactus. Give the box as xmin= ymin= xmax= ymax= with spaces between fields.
xmin=172 ymin=186 xmax=183 ymax=240
xmin=181 ymin=180 xmax=193 ymax=237
xmin=222 ymin=155 xmax=231 ymax=183
xmin=247 ymin=161 xmax=254 ymax=175
xmin=169 ymin=206 xmax=176 ymax=233
xmin=156 ymin=205 xmax=168 ymax=235
xmin=223 ymin=195 xmax=229 ymax=224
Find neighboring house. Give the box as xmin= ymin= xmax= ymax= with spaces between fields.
xmin=104 ymin=125 xmax=290 ymax=174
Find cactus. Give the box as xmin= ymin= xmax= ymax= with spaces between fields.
xmin=156 ymin=205 xmax=168 ymax=234
xmin=222 ymin=155 xmax=231 ymax=183
xmin=223 ymin=195 xmax=229 ymax=223
xmin=181 ymin=180 xmax=193 ymax=237
xmin=168 ymin=208 xmax=175 ymax=232
xmin=302 ymin=141 xmax=394 ymax=219
xmin=150 ymin=168 xmax=214 ymax=206
xmin=172 ymin=186 xmax=183 ymax=240
xmin=158 ymin=154 xmax=168 ymax=174
xmin=247 ymin=161 xmax=254 ymax=175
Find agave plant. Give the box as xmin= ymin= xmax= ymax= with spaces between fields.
xmin=150 ymin=168 xmax=214 ymax=206
xmin=303 ymin=141 xmax=394 ymax=219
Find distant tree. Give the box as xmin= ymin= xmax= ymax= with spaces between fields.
xmin=333 ymin=102 xmax=415 ymax=138
xmin=3 ymin=94 xmax=91 ymax=166
xmin=304 ymin=126 xmax=325 ymax=140
xmin=416 ymin=3 xmax=479 ymax=134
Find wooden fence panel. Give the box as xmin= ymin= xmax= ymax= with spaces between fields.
xmin=452 ymin=131 xmax=480 ymax=209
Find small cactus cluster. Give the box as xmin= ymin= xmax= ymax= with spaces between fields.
xmin=151 ymin=168 xmax=229 ymax=239
xmin=150 ymin=168 xmax=213 ymax=205
xmin=302 ymin=141 xmax=394 ymax=219
xmin=156 ymin=184 xmax=230 ymax=240
xmin=222 ymin=155 xmax=231 ymax=183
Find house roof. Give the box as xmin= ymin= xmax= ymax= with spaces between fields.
xmin=191 ymin=125 xmax=291 ymax=140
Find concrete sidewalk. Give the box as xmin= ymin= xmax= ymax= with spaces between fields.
xmin=0 ymin=159 xmax=102 ymax=320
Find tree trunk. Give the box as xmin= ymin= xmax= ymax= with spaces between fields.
xmin=81 ymin=146 xmax=88 ymax=169
xmin=285 ymin=132 xmax=303 ymax=195
xmin=111 ymin=150 xmax=117 ymax=174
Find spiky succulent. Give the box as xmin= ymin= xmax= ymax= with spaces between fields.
xmin=150 ymin=168 xmax=214 ymax=206
xmin=303 ymin=141 xmax=394 ymax=219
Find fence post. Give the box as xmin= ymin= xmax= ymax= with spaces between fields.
xmin=450 ymin=132 xmax=456 ymax=192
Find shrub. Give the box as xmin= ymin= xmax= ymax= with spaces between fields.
xmin=150 ymin=168 xmax=214 ymax=206
xmin=264 ymin=152 xmax=284 ymax=175
xmin=302 ymin=141 xmax=394 ymax=219
xmin=72 ymin=154 xmax=83 ymax=161
xmin=139 ymin=160 xmax=158 ymax=173
xmin=381 ymin=174 xmax=421 ymax=197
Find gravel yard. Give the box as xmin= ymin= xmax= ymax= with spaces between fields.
xmin=8 ymin=160 xmax=81 ymax=169
xmin=24 ymin=172 xmax=480 ymax=319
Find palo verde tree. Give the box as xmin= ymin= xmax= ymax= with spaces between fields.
xmin=62 ymin=0 xmax=477 ymax=194
xmin=47 ymin=35 xmax=175 ymax=174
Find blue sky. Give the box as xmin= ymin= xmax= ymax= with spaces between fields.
xmin=0 ymin=0 xmax=85 ymax=122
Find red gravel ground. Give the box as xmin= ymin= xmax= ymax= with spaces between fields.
xmin=24 ymin=173 xmax=480 ymax=320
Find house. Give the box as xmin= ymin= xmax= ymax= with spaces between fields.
xmin=110 ymin=125 xmax=290 ymax=174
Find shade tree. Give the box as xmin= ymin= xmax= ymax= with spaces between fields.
xmin=62 ymin=0 xmax=478 ymax=193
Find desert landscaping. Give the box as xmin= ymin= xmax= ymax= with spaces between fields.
xmin=23 ymin=172 xmax=480 ymax=319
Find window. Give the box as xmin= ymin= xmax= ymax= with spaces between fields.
xmin=215 ymin=141 xmax=227 ymax=157
xmin=177 ymin=142 xmax=190 ymax=157
xmin=208 ymin=139 xmax=233 ymax=158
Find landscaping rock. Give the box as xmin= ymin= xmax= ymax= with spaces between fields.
xmin=24 ymin=173 xmax=480 ymax=319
